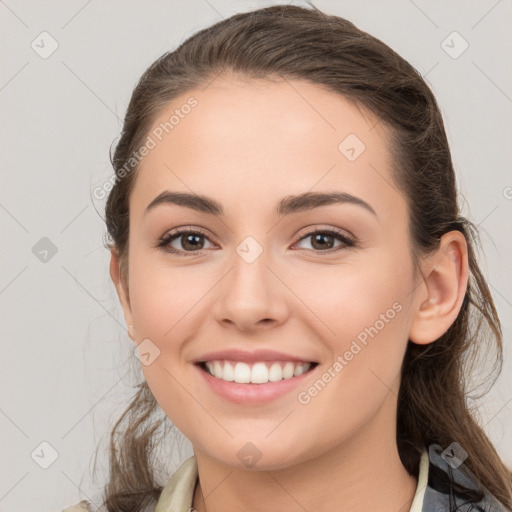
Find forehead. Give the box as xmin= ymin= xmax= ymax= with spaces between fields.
xmin=131 ymin=76 xmax=404 ymax=222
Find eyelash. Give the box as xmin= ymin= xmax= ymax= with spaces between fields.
xmin=157 ymin=226 xmax=356 ymax=256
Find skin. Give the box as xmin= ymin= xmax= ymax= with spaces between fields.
xmin=110 ymin=75 xmax=468 ymax=512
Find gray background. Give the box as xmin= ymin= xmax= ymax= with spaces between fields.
xmin=0 ymin=1 xmax=511 ymax=510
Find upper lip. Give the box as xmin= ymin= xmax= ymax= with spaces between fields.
xmin=193 ymin=349 xmax=317 ymax=364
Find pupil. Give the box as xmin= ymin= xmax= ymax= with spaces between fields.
xmin=183 ymin=234 xmax=203 ymax=250
xmin=313 ymin=233 xmax=333 ymax=250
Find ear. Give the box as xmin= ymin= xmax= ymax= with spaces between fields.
xmin=409 ymin=231 xmax=469 ymax=345
xmin=109 ymin=249 xmax=136 ymax=342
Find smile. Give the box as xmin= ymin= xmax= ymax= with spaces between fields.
xmin=200 ymin=360 xmax=317 ymax=384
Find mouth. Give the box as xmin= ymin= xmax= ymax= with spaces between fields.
xmin=197 ymin=360 xmax=319 ymax=385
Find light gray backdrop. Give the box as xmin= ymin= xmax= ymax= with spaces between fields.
xmin=1 ymin=1 xmax=511 ymax=511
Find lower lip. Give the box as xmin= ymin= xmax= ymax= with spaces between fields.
xmin=195 ymin=363 xmax=317 ymax=404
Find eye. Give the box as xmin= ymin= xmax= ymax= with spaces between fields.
xmin=293 ymin=228 xmax=355 ymax=254
xmin=158 ymin=227 xmax=215 ymax=256
xmin=157 ymin=226 xmax=356 ymax=256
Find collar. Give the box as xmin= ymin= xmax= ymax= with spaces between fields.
xmin=155 ymin=448 xmax=430 ymax=512
xmin=155 ymin=443 xmax=509 ymax=511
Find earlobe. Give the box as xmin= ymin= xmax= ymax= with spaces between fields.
xmin=409 ymin=231 xmax=469 ymax=345
xmin=109 ymin=249 xmax=136 ymax=341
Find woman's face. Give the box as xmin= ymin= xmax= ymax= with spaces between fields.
xmin=119 ymin=76 xmax=426 ymax=470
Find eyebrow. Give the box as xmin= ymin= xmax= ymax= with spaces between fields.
xmin=145 ymin=190 xmax=377 ymax=217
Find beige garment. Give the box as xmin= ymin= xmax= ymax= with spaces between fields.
xmin=62 ymin=500 xmax=91 ymax=512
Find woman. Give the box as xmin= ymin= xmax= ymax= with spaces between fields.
xmin=65 ymin=4 xmax=512 ymax=511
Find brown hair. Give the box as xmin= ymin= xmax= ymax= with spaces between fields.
xmin=102 ymin=4 xmax=512 ymax=510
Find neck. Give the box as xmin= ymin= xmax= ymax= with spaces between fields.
xmin=192 ymin=398 xmax=419 ymax=512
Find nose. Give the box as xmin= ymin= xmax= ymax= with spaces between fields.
xmin=211 ymin=247 xmax=289 ymax=332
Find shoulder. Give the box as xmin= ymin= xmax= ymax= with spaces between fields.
xmin=422 ymin=443 xmax=510 ymax=512
xmin=61 ymin=499 xmax=93 ymax=512
xmin=60 ymin=457 xmax=199 ymax=512
xmin=155 ymin=455 xmax=198 ymax=511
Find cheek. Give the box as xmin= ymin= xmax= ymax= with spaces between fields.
xmin=290 ymin=244 xmax=413 ymax=345
xmin=291 ymin=249 xmax=413 ymax=410
xmin=128 ymin=247 xmax=215 ymax=341
xmin=127 ymin=260 xmax=208 ymax=430
xmin=126 ymin=253 xmax=220 ymax=413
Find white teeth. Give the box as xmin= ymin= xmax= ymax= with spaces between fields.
xmin=294 ymin=364 xmax=305 ymax=376
xmin=223 ymin=361 xmax=235 ymax=381
xmin=268 ymin=362 xmax=282 ymax=382
xmin=282 ymin=362 xmax=295 ymax=379
xmin=214 ymin=361 xmax=223 ymax=378
xmin=251 ymin=362 xmax=269 ymax=384
xmin=203 ymin=360 xmax=312 ymax=384
xmin=234 ymin=362 xmax=251 ymax=383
